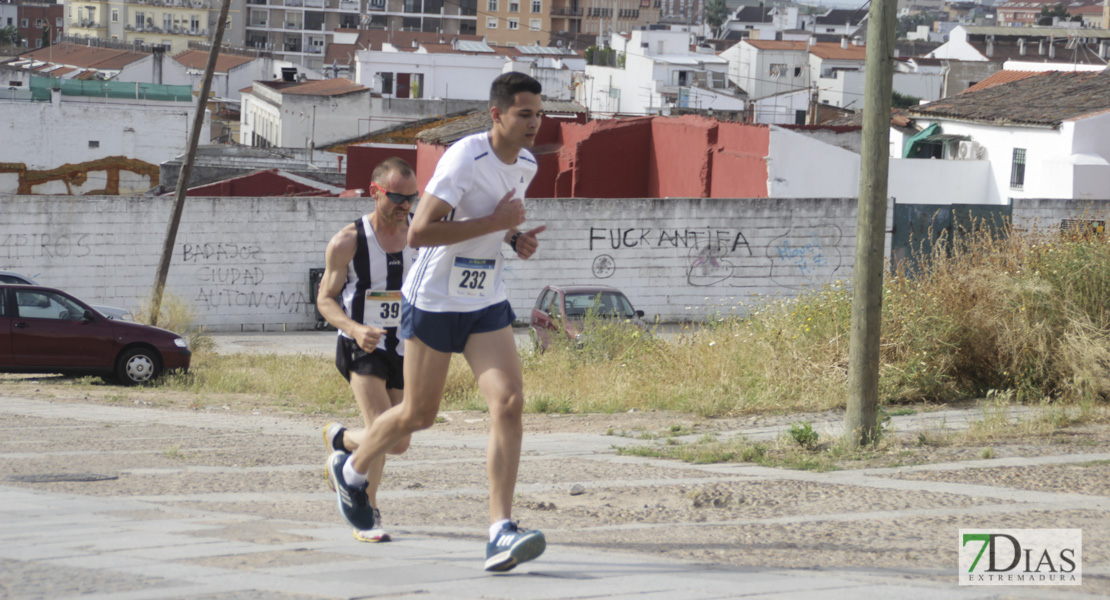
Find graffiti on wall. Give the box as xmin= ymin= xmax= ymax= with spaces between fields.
xmin=0 ymin=156 xmax=159 ymax=195
xmin=587 ymin=225 xmax=843 ymax=288
xmin=0 ymin=232 xmax=110 ymax=260
xmin=183 ymin=242 xmax=314 ymax=314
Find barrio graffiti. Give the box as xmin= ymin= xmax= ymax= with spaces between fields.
xmin=587 ymin=225 xmax=843 ymax=289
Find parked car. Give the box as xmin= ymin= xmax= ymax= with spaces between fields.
xmin=0 ymin=271 xmax=132 ymax=321
xmin=0 ymin=284 xmax=191 ymax=385
xmin=530 ymin=284 xmax=647 ymax=349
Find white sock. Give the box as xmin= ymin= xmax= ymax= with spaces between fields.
xmin=342 ymin=456 xmax=367 ymax=488
xmin=489 ymin=519 xmax=511 ymax=542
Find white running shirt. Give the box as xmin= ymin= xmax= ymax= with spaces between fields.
xmin=402 ymin=132 xmax=538 ymax=313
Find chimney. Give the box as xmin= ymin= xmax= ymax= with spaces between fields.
xmin=1039 ymin=39 xmax=1046 ymax=56
xmin=1100 ymin=40 xmax=1108 ymax=59
xmin=840 ymin=36 xmax=848 ymax=49
xmin=153 ymin=45 xmax=164 ymax=84
xmin=985 ymin=35 xmax=994 ymax=57
xmin=1018 ymin=38 xmax=1026 ymax=56
xmin=1049 ymin=42 xmax=1056 ymax=59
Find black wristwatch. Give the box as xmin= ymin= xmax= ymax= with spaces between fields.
xmin=509 ymin=231 xmax=522 ymax=252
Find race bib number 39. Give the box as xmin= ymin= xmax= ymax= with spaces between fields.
xmin=449 ymin=257 xmax=495 ymax=298
xmin=364 ymin=291 xmax=402 ymax=328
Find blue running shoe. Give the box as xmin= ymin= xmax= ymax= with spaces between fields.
xmin=484 ymin=522 xmax=546 ymax=572
xmin=327 ymin=450 xmax=377 ymax=530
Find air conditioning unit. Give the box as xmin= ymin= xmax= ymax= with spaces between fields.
xmin=956 ymin=140 xmax=981 ymax=160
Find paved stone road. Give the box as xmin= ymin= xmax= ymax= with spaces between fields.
xmin=2 ymin=390 xmax=1107 ymax=599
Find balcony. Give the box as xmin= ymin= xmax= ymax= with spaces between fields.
xmin=305 ymin=0 xmax=325 ymax=7
xmin=550 ymin=8 xmax=582 ymax=17
xmin=339 ymin=0 xmax=359 ymax=9
xmin=285 ymin=21 xmax=303 ymax=29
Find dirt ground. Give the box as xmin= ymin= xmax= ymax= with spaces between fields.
xmin=2 ymin=374 xmax=1109 ymax=594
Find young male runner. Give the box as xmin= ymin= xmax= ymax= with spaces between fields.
xmin=319 ymin=157 xmax=417 ymax=542
xmin=327 ymin=72 xmax=547 ymax=571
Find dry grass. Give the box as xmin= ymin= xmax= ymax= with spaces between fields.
xmin=119 ymin=215 xmax=1110 ymax=423
xmin=134 ymin=291 xmax=215 ymax=354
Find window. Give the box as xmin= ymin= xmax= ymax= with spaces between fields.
xmin=87 ymin=140 xmax=97 ymax=148
xmin=191 ymin=15 xmax=199 ymax=32
xmin=135 ymin=11 xmax=144 ymax=28
xmin=36 ymin=38 xmax=43 ymax=48
xmin=14 ymin=290 xmax=86 ymax=321
xmin=488 ymin=0 xmax=497 ymax=11
xmin=111 ymin=9 xmax=119 ymax=23
xmin=529 ymin=18 xmax=540 ymax=30
xmin=380 ymin=72 xmax=393 ymax=94
xmin=531 ymin=0 xmax=541 ymax=11
xmin=164 ymin=14 xmax=172 ymax=30
xmin=21 ymin=18 xmax=28 ymax=27
xmin=769 ymin=63 xmax=788 ymax=77
xmin=508 ymin=18 xmax=518 ymax=29
xmin=1010 ymin=148 xmax=1026 ymax=190
xmin=509 ymin=1 xmax=518 ymax=11
xmin=56 ymin=17 xmax=62 ymax=27
xmin=487 ymin=16 xmax=497 ymax=28
xmin=36 ymin=19 xmax=43 ymax=28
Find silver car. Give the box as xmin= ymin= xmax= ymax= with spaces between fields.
xmin=0 ymin=271 xmax=132 ymax=321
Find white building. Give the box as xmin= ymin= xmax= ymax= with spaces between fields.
xmin=576 ymin=28 xmax=740 ymax=117
xmin=0 ymin=76 xmax=209 ymax=194
xmin=240 ymin=77 xmax=369 ymax=149
xmin=899 ymin=70 xmax=1110 ymax=203
xmin=721 ymin=39 xmax=808 ymax=100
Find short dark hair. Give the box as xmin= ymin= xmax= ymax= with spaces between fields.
xmin=371 ymin=157 xmax=414 ymax=187
xmin=489 ymin=72 xmax=542 ymax=111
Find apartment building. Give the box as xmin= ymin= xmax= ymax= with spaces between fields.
xmin=244 ymin=0 xmax=477 ymax=70
xmin=478 ymin=0 xmax=662 ymax=47
xmin=63 ymin=0 xmax=246 ymax=54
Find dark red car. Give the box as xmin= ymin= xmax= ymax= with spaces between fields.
xmin=530 ymin=284 xmax=647 ymax=349
xmin=0 ymin=284 xmax=191 ymax=385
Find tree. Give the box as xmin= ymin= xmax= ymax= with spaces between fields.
xmin=704 ymin=0 xmax=729 ymax=39
xmin=1037 ymin=3 xmax=1068 ymax=25
xmin=0 ymin=26 xmax=18 ymax=47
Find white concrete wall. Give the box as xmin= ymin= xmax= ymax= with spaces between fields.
xmin=0 ymin=94 xmax=208 ymax=192
xmin=767 ymin=125 xmax=860 ymax=197
xmin=888 ymin=158 xmax=991 ymax=204
xmin=277 ymin=90 xmax=370 ymax=148
xmin=751 ymin=89 xmax=808 ymax=125
xmin=5 ymin=194 xmax=1108 ymax=330
xmin=927 ymin=27 xmax=987 ymax=61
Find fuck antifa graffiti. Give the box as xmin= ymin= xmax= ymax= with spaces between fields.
xmin=182 ymin=242 xmax=312 ymax=314
xmin=587 ymin=225 xmax=843 ymax=288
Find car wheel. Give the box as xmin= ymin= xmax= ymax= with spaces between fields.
xmin=116 ymin=347 xmax=162 ymax=386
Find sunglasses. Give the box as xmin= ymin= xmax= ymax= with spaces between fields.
xmin=370 ymin=182 xmax=419 ymax=205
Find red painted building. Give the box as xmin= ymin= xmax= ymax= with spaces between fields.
xmin=415 ymin=114 xmax=773 ymax=200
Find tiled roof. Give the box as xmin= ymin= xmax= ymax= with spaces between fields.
xmin=19 ymin=44 xmax=148 ymax=70
xmin=172 ymin=50 xmax=254 ymax=72
xmin=809 ymin=42 xmax=867 ymax=61
xmin=962 ymin=70 xmax=1042 ymax=93
xmin=255 ymin=78 xmax=367 ymax=97
xmin=815 ymin=8 xmax=867 ymax=25
xmin=745 ymin=40 xmax=808 ymax=51
xmin=734 ymin=6 xmax=771 ymax=22
xmin=909 ymin=70 xmax=1110 ymax=126
xmin=417 ymin=99 xmax=586 ymax=144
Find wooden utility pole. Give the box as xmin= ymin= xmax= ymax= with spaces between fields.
xmin=149 ymin=0 xmax=232 ymax=326
xmin=844 ymin=0 xmax=898 ymax=448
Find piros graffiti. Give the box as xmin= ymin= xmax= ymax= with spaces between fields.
xmin=193 ymin=288 xmax=314 ymax=314
xmin=0 ymin=233 xmax=98 ymax=260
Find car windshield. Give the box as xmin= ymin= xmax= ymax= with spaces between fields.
xmin=564 ymin=292 xmax=635 ymax=319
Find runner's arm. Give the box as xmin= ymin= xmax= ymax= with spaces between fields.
xmin=317 ymin=228 xmax=384 ymax=351
xmin=408 ymin=190 xmax=524 ymax=249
